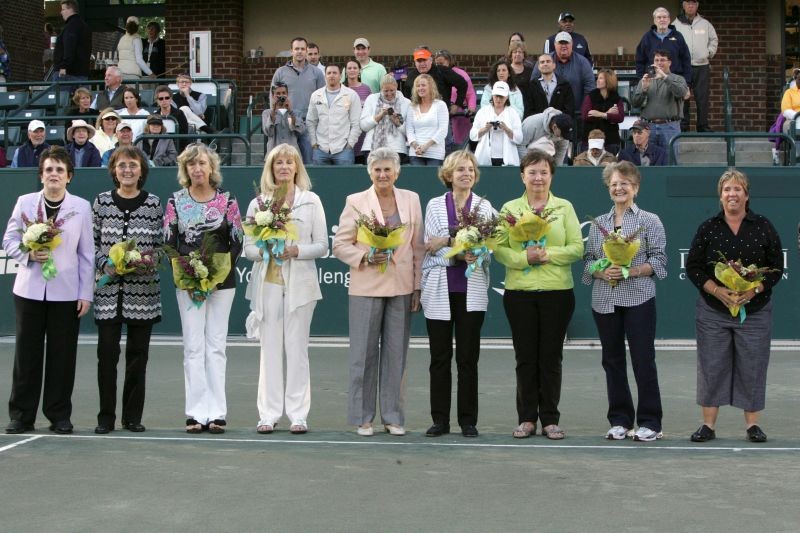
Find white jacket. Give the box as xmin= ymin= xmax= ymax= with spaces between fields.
xmin=306 ymin=86 xmax=362 ymax=154
xmin=359 ymin=92 xmax=410 ymax=154
xmin=244 ymin=188 xmax=328 ymax=338
xmin=673 ymin=14 xmax=718 ymax=66
xmin=470 ymin=105 xmax=522 ymax=166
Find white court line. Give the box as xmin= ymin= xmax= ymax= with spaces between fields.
xmin=3 ymin=433 xmax=800 ymax=453
xmin=0 ymin=435 xmax=43 ymax=453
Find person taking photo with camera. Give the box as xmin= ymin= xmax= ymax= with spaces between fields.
xmin=470 ymin=81 xmax=523 ymax=166
xmin=262 ymin=82 xmax=304 ymax=153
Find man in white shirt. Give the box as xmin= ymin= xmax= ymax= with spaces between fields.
xmin=674 ymin=0 xmax=718 ymax=132
xmin=306 ymin=64 xmax=362 ymax=165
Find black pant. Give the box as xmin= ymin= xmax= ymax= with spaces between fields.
xmin=425 ymin=292 xmax=485 ymax=427
xmin=97 ymin=322 xmax=153 ymax=426
xmin=592 ymin=298 xmax=662 ymax=431
xmin=503 ymin=289 xmax=575 ymax=426
xmin=682 ymin=64 xmax=710 ymax=131
xmin=9 ymin=296 xmax=81 ymax=425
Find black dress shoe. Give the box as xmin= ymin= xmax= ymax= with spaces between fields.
xmin=461 ymin=425 xmax=479 ymax=438
xmin=49 ymin=420 xmax=74 ymax=434
xmin=94 ymin=424 xmax=114 ymax=434
xmin=5 ymin=420 xmax=34 ymax=434
xmin=746 ymin=425 xmax=767 ymax=443
xmin=124 ymin=422 xmax=146 ymax=432
xmin=425 ymin=423 xmax=450 ymax=437
xmin=690 ymin=424 xmax=715 ymax=442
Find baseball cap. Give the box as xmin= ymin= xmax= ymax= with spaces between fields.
xmin=631 ymin=119 xmax=650 ymax=131
xmin=353 ymin=37 xmax=370 ymax=48
xmin=491 ymin=81 xmax=510 ymax=98
xmin=588 ymin=138 xmax=605 ymax=150
xmin=28 ymin=120 xmax=46 ymax=132
xmin=413 ymin=49 xmax=432 ymax=61
xmin=146 ymin=115 xmax=163 ymax=126
xmin=116 ymin=121 xmax=133 ymax=133
xmin=555 ymin=32 xmax=573 ymax=44
xmin=558 ymin=12 xmax=575 ymax=22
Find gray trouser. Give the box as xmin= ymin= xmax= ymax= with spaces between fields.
xmin=683 ymin=64 xmax=710 ymax=131
xmin=347 ymin=294 xmax=412 ymax=426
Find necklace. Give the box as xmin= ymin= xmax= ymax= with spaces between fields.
xmin=43 ymin=197 xmax=63 ymax=210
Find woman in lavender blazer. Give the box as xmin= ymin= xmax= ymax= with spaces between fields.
xmin=2 ymin=146 xmax=94 ymax=435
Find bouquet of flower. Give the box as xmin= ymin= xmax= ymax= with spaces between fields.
xmin=97 ymin=239 xmax=161 ymax=287
xmin=354 ymin=208 xmax=407 ymax=273
xmin=164 ymin=234 xmax=231 ymax=308
xmin=495 ymin=205 xmax=559 ymax=272
xmin=713 ymin=252 xmax=778 ymax=322
xmin=587 ymin=218 xmax=645 ymax=287
xmin=18 ymin=205 xmax=76 ymax=281
xmin=443 ymin=198 xmax=498 ymax=278
xmin=242 ymin=184 xmax=299 ymax=268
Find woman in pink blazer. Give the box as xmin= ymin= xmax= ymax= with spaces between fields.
xmin=333 ymin=147 xmax=425 ymax=437
xmin=2 ymin=147 xmax=94 ymax=435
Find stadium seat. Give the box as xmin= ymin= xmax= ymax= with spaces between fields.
xmin=45 ymin=125 xmax=66 ymax=146
xmin=0 ymin=92 xmax=30 ymax=112
xmin=28 ymin=89 xmax=60 ymax=110
xmin=139 ymin=89 xmax=155 ymax=108
xmin=0 ymin=126 xmax=22 ymax=146
xmin=11 ymin=108 xmax=46 ymax=120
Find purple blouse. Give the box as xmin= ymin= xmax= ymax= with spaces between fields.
xmin=445 ymin=192 xmax=472 ymax=293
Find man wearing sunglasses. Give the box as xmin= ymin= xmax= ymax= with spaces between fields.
xmin=154 ymin=85 xmax=189 ymax=149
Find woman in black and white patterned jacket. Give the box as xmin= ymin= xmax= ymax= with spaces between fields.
xmin=92 ymin=145 xmax=163 ymax=435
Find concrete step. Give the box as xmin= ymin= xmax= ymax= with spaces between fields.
xmin=675 ymin=138 xmax=776 ymax=166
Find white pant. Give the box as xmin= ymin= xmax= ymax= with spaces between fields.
xmin=257 ymin=282 xmax=316 ymax=427
xmin=177 ymin=288 xmax=235 ymax=425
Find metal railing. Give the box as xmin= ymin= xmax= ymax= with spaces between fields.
xmin=245 ymin=91 xmax=270 ymax=156
xmin=136 ymin=133 xmax=252 ymax=166
xmin=667 ymin=132 xmax=796 ymax=166
xmin=722 ymin=67 xmax=733 ymax=134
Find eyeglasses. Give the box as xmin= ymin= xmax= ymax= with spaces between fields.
xmin=157 ymin=96 xmax=171 ymax=101
xmin=103 ymin=117 xmax=119 ymax=121
xmin=115 ymin=163 xmax=140 ymax=170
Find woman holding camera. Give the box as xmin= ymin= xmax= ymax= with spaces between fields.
xmin=360 ymin=74 xmax=410 ymax=163
xmin=469 ymin=82 xmax=522 ymax=166
xmin=262 ymin=82 xmax=304 ymax=154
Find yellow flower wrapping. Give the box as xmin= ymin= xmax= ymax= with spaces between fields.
xmin=443 ymin=237 xmax=497 ymax=259
xmin=25 ymin=234 xmax=62 ymax=252
xmin=508 ymin=211 xmax=551 ymax=243
xmin=714 ymin=262 xmax=761 ymax=318
xmin=243 ymin=221 xmax=298 ymax=243
xmin=356 ymin=225 xmax=406 ymax=251
xmin=602 ymin=239 xmax=641 ymax=268
xmin=108 ymin=242 xmax=137 ymax=276
xmin=171 ymin=253 xmax=232 ymax=292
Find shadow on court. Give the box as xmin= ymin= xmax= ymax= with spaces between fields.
xmin=1 ymin=340 xmax=799 ymax=532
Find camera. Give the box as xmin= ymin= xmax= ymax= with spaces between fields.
xmin=646 ymin=65 xmax=657 ymax=77
xmin=490 ymin=121 xmax=500 ymax=130
xmin=277 ymin=95 xmax=287 ymax=104
xmin=386 ymin=107 xmax=394 ymax=116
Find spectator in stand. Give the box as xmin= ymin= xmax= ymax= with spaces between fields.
xmin=307 ymin=43 xmax=324 ymax=74
xmin=631 ymin=49 xmax=689 ymax=151
xmin=519 ymin=108 xmax=572 ymax=165
xmin=780 ymin=70 xmax=800 ymax=133
xmin=66 ymin=87 xmax=98 ymax=129
xmin=306 ymin=64 xmax=362 ymax=166
xmin=531 ymin=32 xmax=594 ymax=113
xmin=343 ymin=59 xmax=372 ymax=163
xmin=116 ymin=86 xmax=150 ymax=141
xmin=136 ymin=115 xmax=177 ymax=166
xmin=351 ymin=38 xmax=387 ymax=93
xmin=508 ymin=42 xmax=533 ymax=112
xmin=635 ymin=7 xmax=693 ymax=88
xmin=508 ymin=32 xmax=536 ymax=67
xmin=262 ymin=82 xmax=304 ymax=153
xmin=53 ymin=0 xmax=91 ymax=84
xmin=11 ymin=121 xmax=51 ymax=168
xmin=545 ymin=12 xmax=593 ymax=64
xmin=142 ymin=21 xmax=166 ymax=78
xmin=154 ymin=85 xmax=189 ymax=136
xmin=174 ymin=74 xmax=216 ymax=133
xmin=0 ymin=24 xmax=8 ymax=92
xmin=434 ymin=50 xmax=477 ymax=148
xmin=402 ymin=47 xmax=468 ymax=118
xmin=674 ymin=1 xmax=718 ymax=132
xmin=581 ymin=69 xmax=625 ymax=154
xmin=617 ymin=120 xmax=667 ymax=167
xmin=65 ymin=119 xmax=102 ymax=168
xmin=526 ymin=53 xmax=575 ymax=119
xmin=271 ymin=37 xmax=326 ymax=164
xmin=480 ymin=59 xmax=524 ymax=119
xmin=574 ymin=129 xmax=616 ymax=167
xmin=102 ymin=122 xmax=144 ymax=167
xmin=117 ymin=16 xmax=153 ymax=80
xmin=92 ymin=67 xmax=125 ymax=110
xmin=91 ymin=109 xmax=120 ymax=159
xmin=407 ymin=74 xmax=450 ymax=166
xmin=470 ymin=81 xmax=523 ymax=167
xmin=360 ymin=74 xmax=411 ymax=163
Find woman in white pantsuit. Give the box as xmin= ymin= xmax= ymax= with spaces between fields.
xmin=244 ymin=144 xmax=328 ymax=434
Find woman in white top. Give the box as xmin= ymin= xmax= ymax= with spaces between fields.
xmin=406 ymin=74 xmax=449 ymax=166
xmin=360 ymin=74 xmax=410 ymax=163
xmin=470 ymin=81 xmax=523 ymax=166
xmin=91 ymin=108 xmax=120 ymax=158
xmin=244 ymin=144 xmax=328 ymax=435
xmin=480 ymin=59 xmax=524 ymax=119
xmin=116 ymin=17 xmax=153 ymax=80
xmin=116 ymin=87 xmax=150 ymax=141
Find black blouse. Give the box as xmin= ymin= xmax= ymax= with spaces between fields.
xmin=686 ymin=210 xmax=783 ymax=314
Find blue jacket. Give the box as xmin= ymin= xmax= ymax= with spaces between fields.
xmin=618 ymin=143 xmax=667 ymax=166
xmin=635 ymin=25 xmax=692 ymax=84
xmin=545 ymin=32 xmax=592 ymax=65
xmin=11 ymin=141 xmax=50 ymax=168
xmin=66 ymin=141 xmax=102 ymax=168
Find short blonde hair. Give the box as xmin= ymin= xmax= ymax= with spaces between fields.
xmin=260 ymin=143 xmax=312 ymax=194
xmin=379 ymin=73 xmax=398 ymax=88
xmin=72 ymin=87 xmax=92 ymax=106
xmin=507 ymin=41 xmax=527 ymax=59
xmin=177 ymin=143 xmax=222 ymax=188
xmin=717 ymin=168 xmax=749 ymax=210
xmin=411 ymin=74 xmax=440 ymax=105
xmin=438 ymin=150 xmax=480 ymax=188
xmin=602 ymin=161 xmax=641 ymax=187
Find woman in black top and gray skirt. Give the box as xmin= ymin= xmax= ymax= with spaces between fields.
xmin=686 ymin=169 xmax=783 ymax=443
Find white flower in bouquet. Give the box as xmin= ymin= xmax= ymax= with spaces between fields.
xmin=22 ymin=223 xmax=49 ymax=246
xmin=124 ymin=249 xmax=142 ymax=263
xmin=254 ymin=210 xmax=274 ymax=227
xmin=190 ymin=258 xmax=209 ymax=279
xmin=456 ymin=226 xmax=481 ymax=246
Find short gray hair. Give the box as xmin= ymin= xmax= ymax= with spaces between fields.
xmin=653 ymin=7 xmax=670 ymax=18
xmin=367 ymin=147 xmax=400 ymax=173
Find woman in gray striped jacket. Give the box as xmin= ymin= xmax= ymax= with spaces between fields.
xmin=420 ymin=150 xmax=496 ymax=438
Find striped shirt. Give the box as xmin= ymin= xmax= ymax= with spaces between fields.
xmin=582 ymin=204 xmax=667 ymax=314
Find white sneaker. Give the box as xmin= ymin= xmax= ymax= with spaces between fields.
xmin=633 ymin=427 xmax=663 ymax=442
xmin=357 ymin=424 xmax=374 ymax=437
xmin=384 ymin=424 xmax=406 ymax=436
xmin=606 ymin=426 xmax=633 ymax=440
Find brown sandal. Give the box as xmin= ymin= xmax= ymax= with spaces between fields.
xmin=542 ymin=424 xmax=565 ymax=440
xmin=513 ymin=421 xmax=536 ymax=439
